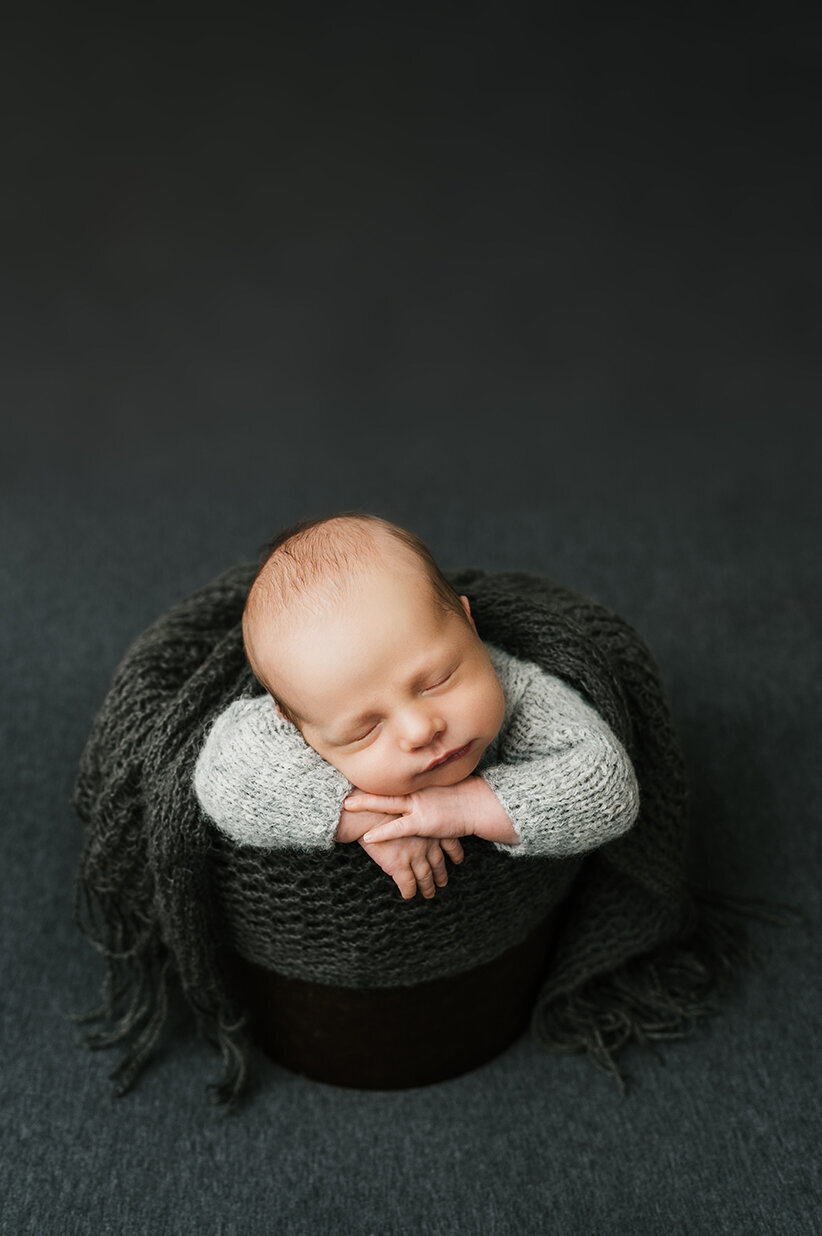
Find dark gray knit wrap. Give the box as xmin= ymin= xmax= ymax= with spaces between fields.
xmin=71 ymin=562 xmax=773 ymax=1105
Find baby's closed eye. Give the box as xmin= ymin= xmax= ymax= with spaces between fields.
xmin=423 ymin=669 xmax=455 ymax=692
xmin=345 ymin=722 xmax=380 ymax=745
xmin=333 ymin=662 xmax=461 ymax=749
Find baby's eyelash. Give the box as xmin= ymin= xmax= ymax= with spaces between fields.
xmin=346 ymin=722 xmax=378 ymax=744
xmin=424 ymin=670 xmax=454 ymax=691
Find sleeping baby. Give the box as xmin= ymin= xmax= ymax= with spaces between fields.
xmin=193 ymin=512 xmax=641 ymax=900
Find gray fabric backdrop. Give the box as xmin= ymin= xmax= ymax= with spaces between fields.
xmin=2 ymin=6 xmax=819 ymax=1233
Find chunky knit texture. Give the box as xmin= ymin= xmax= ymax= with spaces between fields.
xmin=193 ymin=642 xmax=641 ymax=865
xmin=71 ymin=561 xmax=771 ymax=1105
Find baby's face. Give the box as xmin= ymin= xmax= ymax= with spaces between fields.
xmin=259 ymin=565 xmax=505 ymax=795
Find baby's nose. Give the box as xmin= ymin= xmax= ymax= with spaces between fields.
xmin=398 ymin=708 xmax=445 ymax=751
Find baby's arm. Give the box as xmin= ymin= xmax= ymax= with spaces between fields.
xmin=193 ymin=695 xmax=462 ymax=897
xmin=474 ymin=671 xmax=640 ymax=856
xmin=347 ymin=671 xmax=640 ymax=859
xmin=193 ymin=695 xmax=353 ymax=851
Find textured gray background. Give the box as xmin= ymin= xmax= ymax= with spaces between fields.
xmin=2 ymin=6 xmax=820 ymax=1234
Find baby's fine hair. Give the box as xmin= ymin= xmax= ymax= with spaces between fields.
xmin=242 ymin=511 xmax=468 ymax=693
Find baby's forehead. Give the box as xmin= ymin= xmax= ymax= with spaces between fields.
xmin=270 ymin=571 xmax=447 ymax=675
xmin=270 ymin=548 xmax=429 ymax=619
xmin=297 ymin=566 xmax=441 ymax=641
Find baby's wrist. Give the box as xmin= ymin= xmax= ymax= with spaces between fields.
xmin=336 ymin=805 xmax=370 ymax=844
xmin=462 ymin=776 xmax=520 ymax=845
xmin=336 ymin=804 xmax=394 ymax=844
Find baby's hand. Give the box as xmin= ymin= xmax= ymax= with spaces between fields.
xmin=343 ymin=782 xmax=477 ymax=845
xmin=358 ymin=832 xmax=464 ymax=900
xmin=336 ymin=800 xmax=463 ymax=898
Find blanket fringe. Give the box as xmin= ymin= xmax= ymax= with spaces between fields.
xmin=71 ymin=875 xmax=252 ymax=1107
xmin=201 ymin=1008 xmax=252 ymax=1110
xmin=530 ymin=885 xmax=805 ymax=1092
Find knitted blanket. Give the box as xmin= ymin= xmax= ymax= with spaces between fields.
xmin=71 ymin=561 xmax=777 ymax=1105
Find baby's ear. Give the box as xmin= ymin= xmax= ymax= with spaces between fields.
xmin=460 ymin=594 xmax=477 ymax=632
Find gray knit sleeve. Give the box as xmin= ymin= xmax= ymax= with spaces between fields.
xmin=192 ymin=695 xmax=353 ymax=851
xmin=478 ymin=664 xmax=640 ymax=859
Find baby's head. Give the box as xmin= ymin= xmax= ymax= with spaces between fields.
xmin=242 ymin=512 xmax=505 ymax=795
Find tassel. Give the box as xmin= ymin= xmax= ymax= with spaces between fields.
xmin=106 ymin=955 xmax=173 ymax=1097
xmin=190 ymin=995 xmax=252 ymax=1111
xmin=206 ymin=1013 xmax=252 ymax=1111
xmin=531 ymin=884 xmax=804 ymax=1091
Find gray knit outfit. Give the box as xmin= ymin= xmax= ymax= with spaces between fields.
xmin=193 ymin=642 xmax=641 ymax=861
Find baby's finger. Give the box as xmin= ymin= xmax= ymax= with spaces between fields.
xmin=441 ymin=838 xmax=464 ymax=864
xmin=344 ymin=793 xmax=411 ymax=814
xmin=411 ymin=857 xmax=437 ymax=899
xmin=361 ymin=817 xmax=417 ymax=844
xmin=428 ymin=846 xmax=449 ymax=887
xmin=392 ymin=867 xmax=418 ymax=901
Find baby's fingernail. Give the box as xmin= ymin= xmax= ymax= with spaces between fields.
xmin=362 ymin=831 xmax=374 ymax=842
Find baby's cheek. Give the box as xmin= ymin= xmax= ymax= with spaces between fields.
xmin=471 ymin=675 xmax=503 ymax=730
xmin=336 ymin=752 xmax=366 ymax=786
xmin=344 ymin=749 xmax=406 ymax=796
xmin=320 ymin=743 xmax=369 ymax=787
xmin=494 ymin=679 xmax=506 ymax=727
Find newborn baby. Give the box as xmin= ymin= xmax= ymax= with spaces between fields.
xmin=194 ymin=513 xmax=641 ymax=900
